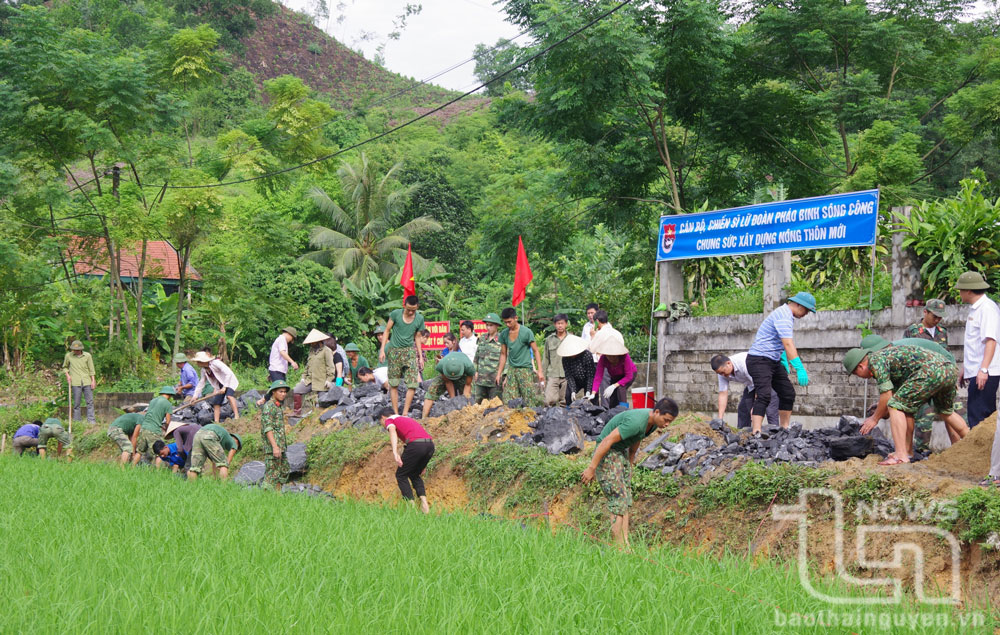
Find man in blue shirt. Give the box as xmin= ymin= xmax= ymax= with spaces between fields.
xmin=13 ymin=421 xmax=41 ymax=455
xmin=174 ymin=353 xmax=199 ymax=399
xmin=745 ymin=292 xmax=816 ymax=434
xmin=153 ymin=440 xmax=186 ymax=472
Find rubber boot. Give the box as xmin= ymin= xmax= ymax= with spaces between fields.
xmin=293 ymin=393 xmax=303 ymax=416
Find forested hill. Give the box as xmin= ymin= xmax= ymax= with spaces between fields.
xmin=238 ymin=3 xmax=462 ymax=112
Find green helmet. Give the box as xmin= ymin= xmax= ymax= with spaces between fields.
xmin=955 ymin=270 xmax=989 ymax=290
xmin=344 ymin=342 xmax=360 ymax=352
xmin=265 ymin=379 xmax=291 ymax=401
xmin=843 ymin=348 xmax=869 ymax=374
xmin=439 ymin=353 xmax=469 ymax=381
xmin=483 ymin=313 xmax=503 ymax=326
xmin=158 ymin=386 xmax=178 ymax=396
xmin=44 ymin=417 xmax=63 ymax=427
xmin=859 ymin=334 xmax=890 ymax=352
xmin=374 ymin=325 xmax=386 ymax=334
xmin=282 ymin=326 xmax=298 ymax=338
xmin=69 ymin=340 xmax=84 ymax=351
xmin=173 ymin=352 xmax=188 ymax=364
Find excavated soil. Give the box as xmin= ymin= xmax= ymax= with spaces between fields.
xmin=925 ymin=413 xmax=996 ymax=480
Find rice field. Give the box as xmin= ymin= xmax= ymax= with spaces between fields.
xmin=0 ymin=457 xmax=988 ymax=633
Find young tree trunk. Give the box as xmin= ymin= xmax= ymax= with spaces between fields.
xmin=173 ymin=244 xmax=189 ymax=358
xmin=135 ymin=238 xmax=147 ymax=353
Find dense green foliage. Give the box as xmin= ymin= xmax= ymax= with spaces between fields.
xmin=0 ymin=457 xmax=980 ymax=632
xmin=1 ymin=0 xmax=1000 ymax=381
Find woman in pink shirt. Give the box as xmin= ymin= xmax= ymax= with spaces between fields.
xmin=378 ymin=406 xmax=435 ymax=513
xmin=589 ymin=340 xmax=636 ymax=408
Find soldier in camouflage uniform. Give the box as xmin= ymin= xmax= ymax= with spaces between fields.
xmin=844 ymin=344 xmax=969 ymax=465
xmin=902 ymin=299 xmax=953 ymax=449
xmin=473 ymin=313 xmax=503 ymax=403
xmin=261 ymin=380 xmax=291 ymax=489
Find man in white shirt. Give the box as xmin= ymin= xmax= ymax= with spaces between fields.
xmin=580 ymin=303 xmax=599 ymax=344
xmin=458 ymin=321 xmax=478 ymax=359
xmin=958 ymin=271 xmax=1000 ymax=428
xmin=711 ymin=352 xmax=779 ymax=429
xmin=268 ymin=327 xmax=299 ymax=381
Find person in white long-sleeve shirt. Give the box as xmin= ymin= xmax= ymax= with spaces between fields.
xmin=191 ymin=350 xmax=240 ymax=424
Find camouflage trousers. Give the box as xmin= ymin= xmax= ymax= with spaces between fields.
xmin=472 ymin=383 xmax=501 ymax=403
xmin=386 ymin=346 xmax=421 ymax=389
xmin=189 ymin=429 xmax=228 ymax=474
xmin=504 ymin=367 xmax=541 ymax=407
xmin=264 ymin=454 xmax=290 ymax=488
xmin=596 ymin=448 xmax=633 ymax=517
xmin=107 ymin=425 xmax=133 ymax=454
xmin=134 ymin=428 xmax=160 ymax=455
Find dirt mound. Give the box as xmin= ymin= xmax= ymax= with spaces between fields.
xmin=421 ymin=398 xmax=523 ymax=442
xmin=924 ymin=413 xmax=995 ymax=480
xmin=665 ymin=419 xmax=726 ymax=446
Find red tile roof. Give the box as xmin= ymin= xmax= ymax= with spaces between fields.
xmin=66 ymin=236 xmax=201 ymax=282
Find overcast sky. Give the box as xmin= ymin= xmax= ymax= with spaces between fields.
xmin=280 ymin=0 xmax=521 ymax=91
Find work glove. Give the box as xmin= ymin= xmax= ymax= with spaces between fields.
xmin=603 ymin=383 xmax=619 ymax=400
xmin=335 ymin=377 xmax=344 ymax=387
xmin=780 ymin=351 xmax=790 ymax=374
xmin=789 ymin=356 xmax=809 ymax=386
xmin=585 ymin=391 xmax=596 ymax=401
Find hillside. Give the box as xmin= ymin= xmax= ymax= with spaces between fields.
xmin=239 ymin=3 xmax=488 ymax=118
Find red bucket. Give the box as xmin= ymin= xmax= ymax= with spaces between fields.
xmin=630 ymin=387 xmax=655 ymax=409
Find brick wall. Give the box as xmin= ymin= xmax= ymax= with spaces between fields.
xmin=658 ymin=305 xmax=970 ymax=419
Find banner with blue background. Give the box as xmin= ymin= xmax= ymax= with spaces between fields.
xmin=657 ymin=190 xmax=879 ymax=261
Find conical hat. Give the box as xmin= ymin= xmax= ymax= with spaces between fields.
xmin=303 ymin=328 xmax=329 ymax=345
xmin=165 ymin=420 xmax=188 ymax=438
xmin=588 ymin=324 xmax=626 ymax=355
xmin=557 ymin=334 xmax=589 ymax=357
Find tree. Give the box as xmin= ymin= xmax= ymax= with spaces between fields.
xmin=473 ymin=38 xmax=533 ymax=96
xmin=163 ymin=24 xmax=220 ymax=166
xmin=166 ymin=0 xmax=276 ymax=53
xmin=306 ymin=153 xmax=442 ymax=289
xmin=161 ymin=170 xmax=222 ymax=357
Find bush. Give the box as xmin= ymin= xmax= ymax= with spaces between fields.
xmin=949 ymin=487 xmax=1000 ymax=542
xmin=93 ymin=338 xmax=157 ymax=384
xmin=695 ymin=462 xmax=832 ymax=509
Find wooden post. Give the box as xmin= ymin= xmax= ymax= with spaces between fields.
xmin=891 ymin=206 xmax=920 ymax=328
xmin=68 ymin=382 xmax=73 ymax=435
xmin=762 ymin=251 xmax=791 ymax=313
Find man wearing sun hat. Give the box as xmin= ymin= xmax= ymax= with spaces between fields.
xmin=745 ymin=291 xmax=816 ymax=434
xmin=956 ymin=271 xmax=1000 ymax=428
xmin=843 ymin=344 xmax=967 ymax=466
xmin=472 ymin=313 xmax=504 ymax=403
xmin=131 ymin=386 xmax=178 ymax=467
xmin=173 ymin=352 xmax=199 ymax=400
xmin=62 ymin=339 xmax=96 ymax=425
xmin=903 ymin=299 xmax=949 ymax=347
xmin=191 ymin=350 xmax=241 ymax=423
xmin=261 ymin=379 xmax=291 ymax=488
xmin=421 ymin=350 xmax=475 ymax=418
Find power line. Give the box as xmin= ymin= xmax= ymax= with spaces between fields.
xmin=153 ymin=0 xmax=634 ymax=190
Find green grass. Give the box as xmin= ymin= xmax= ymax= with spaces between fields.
xmin=0 ymin=458 xmax=989 ymax=633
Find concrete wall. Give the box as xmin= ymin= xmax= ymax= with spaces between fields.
xmin=657 ymin=305 xmax=969 ymax=427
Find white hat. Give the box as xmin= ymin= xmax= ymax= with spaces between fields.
xmin=588 ymin=324 xmax=626 ymax=355
xmin=557 ymin=334 xmax=589 ymax=358
xmin=303 ymin=328 xmax=329 ymax=345
xmin=591 ymin=337 xmax=629 ymax=356
xmin=190 ymin=351 xmax=214 ymax=363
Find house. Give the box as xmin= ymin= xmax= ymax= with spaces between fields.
xmin=66 ymin=235 xmax=200 ymax=296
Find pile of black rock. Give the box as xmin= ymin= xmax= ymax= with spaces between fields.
xmin=638 ymin=416 xmax=923 ymax=478
xmin=170 ymin=389 xmax=264 ymax=425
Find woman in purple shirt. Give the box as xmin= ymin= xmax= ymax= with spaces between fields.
xmin=589 ymin=340 xmax=636 ymax=408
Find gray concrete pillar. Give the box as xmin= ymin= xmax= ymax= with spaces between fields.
xmin=891 ymin=206 xmax=921 ymax=327
xmin=762 ymin=251 xmax=791 ymax=312
xmin=655 ymin=260 xmax=684 ymax=399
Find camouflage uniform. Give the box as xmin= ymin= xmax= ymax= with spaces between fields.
xmin=473 ymin=335 xmax=502 ymax=403
xmin=386 ymin=346 xmax=421 ymax=390
xmin=260 ymin=401 xmax=290 ymax=488
xmin=188 ymin=428 xmax=230 ymax=473
xmin=903 ymin=322 xmax=951 ymax=443
xmin=504 ymin=367 xmax=541 ymax=407
xmin=867 ymin=345 xmax=959 ymax=415
xmin=38 ymin=422 xmax=72 ymax=450
xmin=596 ymin=448 xmax=633 ymax=516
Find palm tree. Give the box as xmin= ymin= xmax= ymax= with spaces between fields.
xmin=305 ymin=153 xmax=442 ymax=289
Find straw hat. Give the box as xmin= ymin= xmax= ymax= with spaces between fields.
xmin=165 ymin=420 xmax=188 ymax=438
xmin=588 ymin=324 xmax=626 ymax=355
xmin=190 ymin=351 xmax=214 ymax=363
xmin=557 ymin=334 xmax=589 ymax=358
xmin=303 ymin=328 xmax=329 ymax=345
xmin=591 ymin=338 xmax=629 ymax=356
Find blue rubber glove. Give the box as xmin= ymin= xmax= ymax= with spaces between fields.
xmin=335 ymin=377 xmax=344 ymax=387
xmin=789 ymin=356 xmax=808 ymax=386
xmin=779 ymin=351 xmax=790 ymax=373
